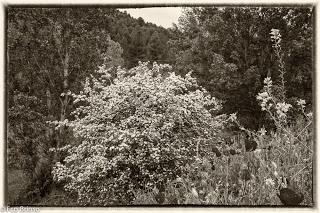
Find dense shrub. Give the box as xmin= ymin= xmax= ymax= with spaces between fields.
xmin=52 ymin=62 xmax=226 ymax=205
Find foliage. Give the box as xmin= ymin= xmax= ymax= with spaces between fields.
xmin=169 ymin=7 xmax=313 ymax=129
xmin=35 ymin=187 xmax=78 ymax=206
xmin=8 ymin=92 xmax=48 ymax=172
xmin=52 ymin=62 xmax=226 ymax=205
xmin=134 ymin=121 xmax=312 ymax=206
xmin=132 ymin=28 xmax=313 ymax=206
xmin=7 ymin=92 xmax=54 ymax=204
xmin=7 ymin=7 xmax=124 ymax=121
xmin=7 ymin=8 xmax=126 ymax=204
xmin=225 ymin=29 xmax=312 ymax=205
xmin=8 ymin=169 xmax=32 ymax=205
xmin=109 ymin=10 xmax=172 ymax=68
xmin=102 ymin=36 xmax=124 ymax=68
xmin=7 ymin=7 xmax=313 ymax=206
xmin=147 ymin=31 xmax=166 ymax=62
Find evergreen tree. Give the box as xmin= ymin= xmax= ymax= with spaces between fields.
xmin=128 ymin=27 xmax=147 ymax=67
xmin=147 ymin=31 xmax=164 ymax=62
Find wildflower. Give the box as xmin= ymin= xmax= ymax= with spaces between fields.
xmin=263 ymin=77 xmax=273 ymax=86
xmin=276 ymin=102 xmax=292 ymax=118
xmin=229 ymin=113 xmax=237 ymax=122
xmin=270 ymin=29 xmax=280 ymax=37
xmin=277 ymin=102 xmax=292 ymax=113
xmin=257 ymin=92 xmax=269 ymax=100
xmin=306 ymin=112 xmax=313 ymax=118
xmin=270 ymin=29 xmax=282 ymax=44
xmin=265 ymin=178 xmax=275 ymax=187
xmin=297 ymin=99 xmax=306 ymax=107
xmin=191 ymin=188 xmax=199 ymax=197
xmin=258 ymin=127 xmax=267 ymax=136
xmin=257 ymin=91 xmax=272 ymax=111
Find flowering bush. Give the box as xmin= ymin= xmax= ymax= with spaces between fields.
xmin=52 ymin=62 xmax=225 ymax=205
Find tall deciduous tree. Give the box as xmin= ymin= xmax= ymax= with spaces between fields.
xmin=7 ymin=8 xmax=124 ymax=201
xmin=8 ymin=8 xmax=123 ymax=150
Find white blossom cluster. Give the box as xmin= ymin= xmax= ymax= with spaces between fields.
xmin=52 ymin=62 xmax=225 ymax=205
xmin=256 ymin=77 xmax=292 ymax=120
xmin=270 ymin=28 xmax=282 ymax=49
xmin=275 ymin=102 xmax=292 ymax=118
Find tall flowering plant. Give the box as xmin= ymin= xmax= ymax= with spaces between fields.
xmin=51 ymin=62 xmax=225 ymax=205
xmin=227 ymin=29 xmax=313 ymax=205
xmin=256 ymin=77 xmax=293 ymax=127
xmin=270 ymin=28 xmax=286 ymax=101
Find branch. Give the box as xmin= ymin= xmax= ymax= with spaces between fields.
xmin=32 ymin=54 xmax=56 ymax=91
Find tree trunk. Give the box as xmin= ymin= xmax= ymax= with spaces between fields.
xmin=45 ymin=88 xmax=55 ymax=145
xmin=54 ymin=48 xmax=70 ymax=162
xmin=54 ymin=10 xmax=72 ymax=161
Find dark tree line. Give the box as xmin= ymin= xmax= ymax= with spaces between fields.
xmin=108 ymin=10 xmax=172 ymax=67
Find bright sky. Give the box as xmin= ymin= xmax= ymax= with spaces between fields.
xmin=118 ymin=7 xmax=183 ymax=28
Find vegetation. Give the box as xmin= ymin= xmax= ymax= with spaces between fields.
xmin=7 ymin=6 xmax=313 ymax=206
xmin=51 ymin=62 xmax=226 ymax=205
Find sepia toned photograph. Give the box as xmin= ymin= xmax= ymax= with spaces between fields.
xmin=6 ymin=5 xmax=314 ymax=207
